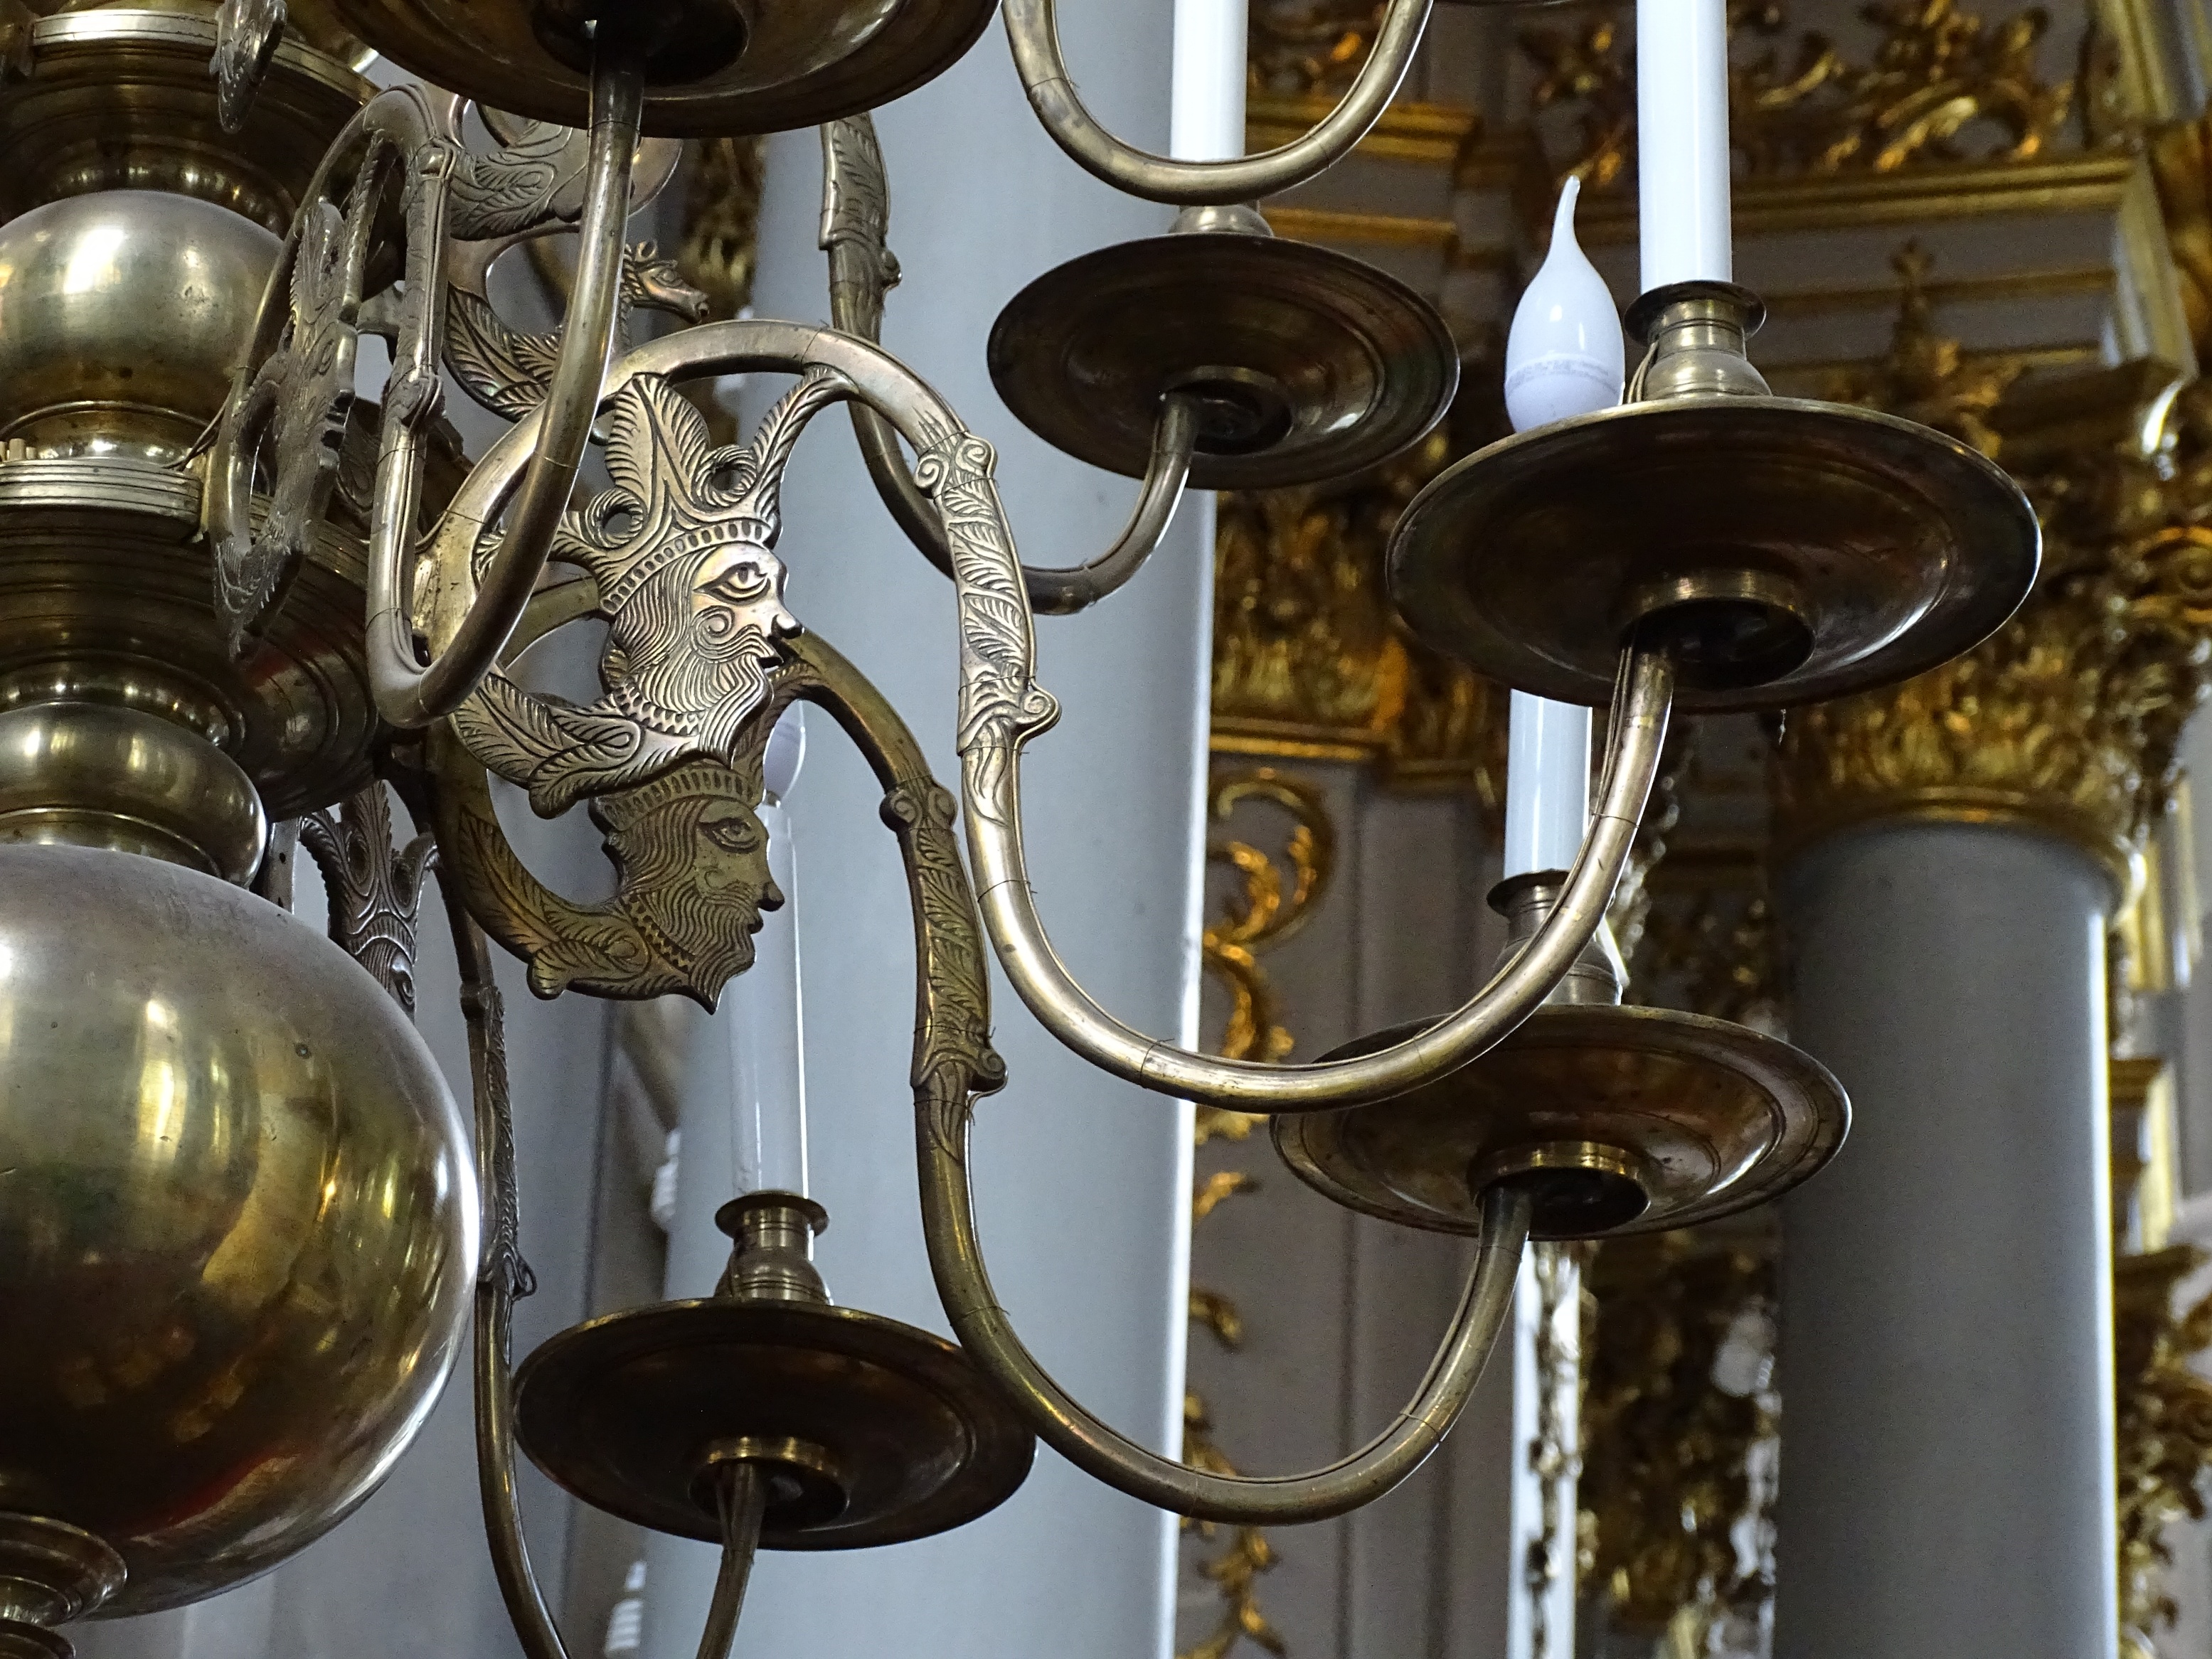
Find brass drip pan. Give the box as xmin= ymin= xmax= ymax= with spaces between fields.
xmin=989 ymin=228 xmax=1458 ymax=491
xmin=323 ymin=0 xmax=996 ymax=136
xmin=1386 ymin=396 xmax=2040 ymax=712
xmin=1274 ymin=1005 xmax=1849 ymax=1241
xmin=515 ymin=1298 xmax=1036 ymax=1549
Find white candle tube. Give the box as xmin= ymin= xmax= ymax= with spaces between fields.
xmin=1504 ymin=692 xmax=1592 ymax=879
xmin=726 ymin=710 xmax=807 ymax=1197
xmin=1636 ymin=0 xmax=1733 ymax=289
xmin=1171 ymin=0 xmax=1246 ymax=162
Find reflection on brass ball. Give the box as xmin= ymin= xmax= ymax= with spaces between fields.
xmin=0 ymin=846 xmax=477 ymax=1616
xmin=0 ymin=192 xmax=280 ymax=460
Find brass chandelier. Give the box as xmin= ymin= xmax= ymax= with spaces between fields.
xmin=0 ymin=0 xmax=2042 ymax=1653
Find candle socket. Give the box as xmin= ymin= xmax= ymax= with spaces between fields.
xmin=1626 ymin=280 xmax=1770 ymax=402
xmin=1489 ymin=871 xmax=1625 ymax=1007
xmin=713 ymin=1192 xmax=831 ymax=1306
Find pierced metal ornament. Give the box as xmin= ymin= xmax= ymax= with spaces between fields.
xmin=299 ymin=782 xmax=437 ymax=1015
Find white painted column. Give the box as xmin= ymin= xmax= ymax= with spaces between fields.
xmin=638 ymin=5 xmax=1206 ymax=1659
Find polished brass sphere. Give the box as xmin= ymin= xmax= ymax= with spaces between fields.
xmin=0 ymin=845 xmax=477 ymax=1616
xmin=0 ymin=192 xmax=279 ymax=460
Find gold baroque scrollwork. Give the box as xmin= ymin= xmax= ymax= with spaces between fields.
xmin=1248 ymin=0 xmax=1386 ymax=98
xmin=1520 ymin=0 xmax=2079 ymax=188
xmin=1579 ymin=1232 xmax=1780 ymax=1642
xmin=1177 ymin=764 xmax=1341 ymax=1659
xmin=2117 ymin=1244 xmax=2212 ymax=1656
xmin=1211 ymin=426 xmax=1509 ymax=804
xmin=1777 ymin=252 xmax=2212 ymax=883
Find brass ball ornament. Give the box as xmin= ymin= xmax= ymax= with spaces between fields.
xmin=0 ymin=845 xmax=477 ymax=1616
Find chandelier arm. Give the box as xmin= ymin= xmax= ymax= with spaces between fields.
xmin=847 ymin=390 xmax=1198 ymax=615
xmin=927 ymin=1124 xmax=1531 ymax=1522
xmin=367 ymin=44 xmax=646 ymax=728
xmin=969 ymin=644 xmax=1674 ymax=1110
xmin=434 ymin=877 xmax=572 ymax=1659
xmin=823 ymin=114 xmax=1194 ymax=613
xmin=402 ymin=319 xmax=1671 ymax=1114
xmin=1000 ymin=0 xmax=1435 ymax=205
xmin=777 ymin=627 xmax=1525 ymax=1525
xmin=693 ymin=1465 xmax=769 ymax=1659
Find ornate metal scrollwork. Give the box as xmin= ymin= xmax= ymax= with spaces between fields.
xmin=213 ymin=0 xmax=287 ymax=133
xmin=300 ymin=782 xmax=437 ymax=1016
xmin=450 ymin=367 xmax=844 ymax=816
xmin=444 ymin=240 xmax=708 ymax=422
xmin=212 ymin=142 xmax=385 ymax=650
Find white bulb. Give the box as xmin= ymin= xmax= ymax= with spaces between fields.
xmin=1503 ymin=177 xmax=1625 ymax=434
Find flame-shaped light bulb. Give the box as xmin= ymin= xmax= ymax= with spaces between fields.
xmin=1503 ymin=176 xmax=1624 ymax=434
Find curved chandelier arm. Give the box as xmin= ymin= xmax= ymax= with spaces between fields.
xmin=436 ymin=883 xmax=571 ymax=1659
xmin=974 ymin=644 xmax=1674 ymax=1111
xmin=821 ymin=114 xmax=1195 ymax=614
xmin=367 ymin=46 xmax=645 ymax=729
xmin=929 ymin=1136 xmax=1531 ymax=1522
xmin=780 ymin=626 xmax=1528 ymax=1525
xmin=413 ymin=319 xmax=1673 ymax=1115
xmin=1001 ymin=0 xmax=1434 ymax=205
xmin=848 ymin=388 xmax=1198 ymax=616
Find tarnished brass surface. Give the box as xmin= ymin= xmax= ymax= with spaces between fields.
xmin=321 ymin=0 xmax=994 ymax=136
xmin=0 ymin=1514 xmax=124 ymax=1628
xmin=1273 ymin=1005 xmax=1849 ymax=1240
xmin=0 ymin=703 xmax=267 ymax=880
xmin=0 ymin=845 xmax=476 ymax=1615
xmin=31 ymin=0 xmax=371 ymax=68
xmin=1386 ymin=396 xmax=2041 ymax=712
xmin=514 ymin=1298 xmax=1035 ymax=1549
xmin=0 ymin=9 xmax=373 ymax=233
xmin=988 ymin=221 xmax=1458 ymax=490
xmin=0 ymin=192 xmax=279 ymax=462
xmin=0 ymin=456 xmax=378 ymax=817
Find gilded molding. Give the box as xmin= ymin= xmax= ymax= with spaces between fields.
xmin=2115 ymin=1244 xmax=2212 ymax=1657
xmin=1521 ymin=0 xmax=2081 ymax=191
xmin=1211 ymin=427 xmax=1510 ymax=803
xmin=1774 ymin=255 xmax=2212 ymax=887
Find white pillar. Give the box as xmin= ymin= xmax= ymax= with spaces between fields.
xmin=639 ymin=6 xmax=1205 ymax=1659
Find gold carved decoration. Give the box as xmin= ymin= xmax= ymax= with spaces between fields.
xmin=1211 ymin=424 xmax=1509 ymax=801
xmin=1822 ymin=241 xmax=2021 ymax=456
xmin=1248 ymin=0 xmax=1386 ymax=99
xmin=1775 ymin=250 xmax=2212 ymax=885
xmin=2115 ymin=1244 xmax=2212 ymax=1658
xmin=1521 ymin=0 xmax=2078 ymax=188
xmin=681 ymin=136 xmax=767 ymax=324
xmin=1178 ymin=766 xmax=1340 ymax=1659
xmin=1579 ymin=1231 xmax=1780 ymax=1643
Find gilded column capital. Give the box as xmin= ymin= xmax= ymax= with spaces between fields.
xmin=1772 ymin=253 xmax=2212 ymax=893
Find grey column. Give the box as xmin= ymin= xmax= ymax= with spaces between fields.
xmin=1773 ymin=821 xmax=2119 ymax=1659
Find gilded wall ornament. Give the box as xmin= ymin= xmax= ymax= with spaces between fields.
xmin=1211 ymin=427 xmax=1509 ymax=804
xmin=2115 ymin=1244 xmax=2212 ymax=1656
xmin=451 ymin=368 xmax=838 ymax=817
xmin=1520 ymin=0 xmax=2077 ymax=187
xmin=1579 ymin=1232 xmax=1778 ymax=1638
xmin=683 ymin=135 xmax=768 ymax=324
xmin=1248 ymin=0 xmax=1386 ymax=98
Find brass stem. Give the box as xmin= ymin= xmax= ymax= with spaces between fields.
xmin=371 ymin=41 xmax=646 ymax=726
xmin=693 ymin=1463 xmax=768 ymax=1659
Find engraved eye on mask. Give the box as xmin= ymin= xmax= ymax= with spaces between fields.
xmin=698 ymin=558 xmax=775 ymax=634
xmin=700 ymin=811 xmax=763 ymax=856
